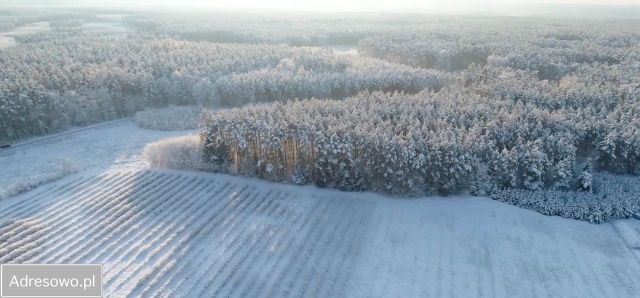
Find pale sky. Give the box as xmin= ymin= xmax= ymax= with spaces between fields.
xmin=3 ymin=0 xmax=639 ymax=14
xmin=118 ymin=0 xmax=640 ymax=10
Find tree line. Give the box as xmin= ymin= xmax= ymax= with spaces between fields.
xmin=201 ymin=63 xmax=640 ymax=195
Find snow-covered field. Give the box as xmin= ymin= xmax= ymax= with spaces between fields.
xmin=3 ymin=21 xmax=51 ymax=36
xmin=1 ymin=118 xmax=640 ymax=297
xmin=0 ymin=36 xmax=16 ymax=48
xmin=0 ymin=119 xmax=190 ymax=198
xmin=0 ymin=18 xmax=129 ymax=49
xmin=329 ymin=45 xmax=358 ymax=55
xmin=0 ymin=21 xmax=50 ymax=49
xmin=81 ymin=22 xmax=129 ymax=35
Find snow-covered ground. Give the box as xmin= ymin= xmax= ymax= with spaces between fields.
xmin=1 ymin=119 xmax=639 ymax=297
xmin=0 ymin=18 xmax=130 ymax=49
xmin=81 ymin=21 xmax=129 ymax=35
xmin=0 ymin=119 xmax=190 ymax=198
xmin=3 ymin=21 xmax=51 ymax=36
xmin=0 ymin=35 xmax=16 ymax=48
xmin=0 ymin=21 xmax=50 ymax=49
xmin=329 ymin=45 xmax=358 ymax=55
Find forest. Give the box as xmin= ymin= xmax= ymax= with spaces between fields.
xmin=0 ymin=37 xmax=444 ymax=141
xmin=1 ymin=8 xmax=639 ymax=221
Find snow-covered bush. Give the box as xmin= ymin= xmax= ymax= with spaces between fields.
xmin=577 ymin=159 xmax=594 ymax=192
xmin=491 ymin=173 xmax=640 ymax=223
xmin=143 ymin=135 xmax=212 ymax=171
xmin=134 ymin=106 xmax=202 ymax=131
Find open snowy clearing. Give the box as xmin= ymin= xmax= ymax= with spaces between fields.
xmin=329 ymin=45 xmax=358 ymax=55
xmin=0 ymin=36 xmax=16 ymax=48
xmin=0 ymin=119 xmax=190 ymax=198
xmin=0 ymin=21 xmax=50 ymax=49
xmin=81 ymin=21 xmax=130 ymax=35
xmin=2 ymin=21 xmax=51 ymax=36
xmin=1 ymin=116 xmax=639 ymax=297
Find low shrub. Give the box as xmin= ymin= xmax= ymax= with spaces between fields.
xmin=143 ymin=135 xmax=212 ymax=171
xmin=491 ymin=173 xmax=640 ymax=223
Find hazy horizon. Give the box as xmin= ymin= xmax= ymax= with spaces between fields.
xmin=2 ymin=0 xmax=640 ymax=17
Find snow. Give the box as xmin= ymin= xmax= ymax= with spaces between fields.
xmin=614 ymin=219 xmax=640 ymax=249
xmin=1 ymin=117 xmax=639 ymax=297
xmin=2 ymin=21 xmax=50 ymax=36
xmin=95 ymin=14 xmax=130 ymax=22
xmin=0 ymin=22 xmax=50 ymax=49
xmin=81 ymin=22 xmax=129 ymax=35
xmin=0 ymin=21 xmax=50 ymax=49
xmin=0 ymin=168 xmax=639 ymax=297
xmin=0 ymin=119 xmax=191 ymax=198
xmin=0 ymin=36 xmax=16 ymax=49
xmin=329 ymin=45 xmax=358 ymax=55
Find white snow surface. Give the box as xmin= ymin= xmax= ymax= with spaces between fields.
xmin=0 ymin=35 xmax=16 ymax=48
xmin=2 ymin=21 xmax=50 ymax=36
xmin=1 ymin=118 xmax=640 ymax=297
xmin=0 ymin=21 xmax=50 ymax=49
xmin=0 ymin=119 xmax=190 ymax=197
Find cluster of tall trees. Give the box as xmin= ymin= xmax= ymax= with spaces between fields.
xmin=201 ymin=62 xmax=640 ymax=195
xmin=359 ymin=33 xmax=491 ymax=71
xmin=215 ymin=51 xmax=446 ymax=106
xmin=358 ymin=20 xmax=640 ymax=80
xmin=0 ymin=37 xmax=295 ymax=141
xmin=0 ymin=34 xmax=447 ymax=142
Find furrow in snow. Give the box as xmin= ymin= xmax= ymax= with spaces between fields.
xmin=0 ymin=172 xmax=118 ymax=238
xmin=121 ymin=180 xmax=235 ymax=297
xmin=156 ymin=184 xmax=253 ymax=297
xmin=33 ymin=172 xmax=164 ymax=264
xmin=97 ymin=182 xmax=236 ymax=280
xmin=316 ymin=200 xmax=373 ymax=298
xmin=293 ymin=197 xmax=356 ymax=298
xmin=99 ymin=177 xmax=229 ymax=292
xmin=0 ymin=172 xmax=138 ymax=263
xmin=229 ymin=196 xmax=304 ymax=298
xmin=62 ymin=175 xmax=204 ymax=264
xmin=85 ymin=180 xmax=229 ymax=265
xmin=135 ymin=182 xmax=241 ymax=298
xmin=2 ymin=169 xmax=640 ymax=298
xmin=613 ymin=219 xmax=640 ymax=249
xmin=240 ymin=197 xmax=328 ymax=298
xmin=263 ymin=197 xmax=347 ymax=298
xmin=0 ymin=174 xmax=91 ymax=218
xmin=123 ymin=187 xmax=268 ymax=297
xmin=108 ymin=186 xmax=259 ymax=295
xmin=208 ymin=193 xmax=290 ymax=298
xmin=182 ymin=189 xmax=276 ymax=297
